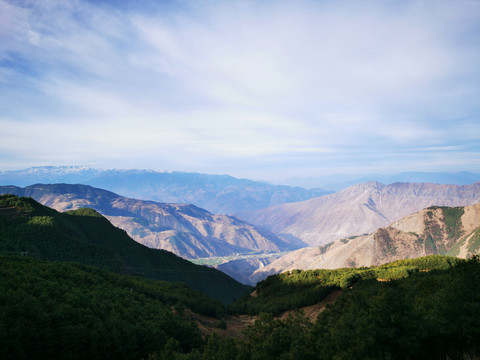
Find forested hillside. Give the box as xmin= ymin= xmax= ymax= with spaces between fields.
xmin=0 ymin=194 xmax=250 ymax=304
xmin=229 ymin=255 xmax=464 ymax=315
xmin=0 ymin=256 xmax=223 ymax=360
xmin=154 ymin=256 xmax=480 ymax=359
xmin=2 ymin=234 xmax=479 ymax=359
xmin=227 ymin=256 xmax=480 ymax=360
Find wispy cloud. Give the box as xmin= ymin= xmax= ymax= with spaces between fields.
xmin=1 ymin=0 xmax=479 ymax=179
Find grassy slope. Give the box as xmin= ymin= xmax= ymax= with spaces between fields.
xmin=0 ymin=194 xmax=251 ymax=304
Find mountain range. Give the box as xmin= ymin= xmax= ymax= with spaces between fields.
xmin=0 ymin=184 xmax=299 ymax=259
xmin=239 ymin=181 xmax=480 ymax=247
xmin=3 ymin=167 xmax=480 ymax=285
xmin=0 ymin=166 xmax=329 ymax=214
xmin=7 ymin=180 xmax=475 ymax=283
xmin=284 ymin=171 xmax=480 ymax=191
xmin=249 ymin=203 xmax=480 ymax=283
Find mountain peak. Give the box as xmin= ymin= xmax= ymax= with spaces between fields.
xmin=338 ymin=181 xmax=385 ymax=197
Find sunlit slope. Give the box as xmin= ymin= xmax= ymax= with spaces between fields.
xmin=250 ymin=204 xmax=480 ymax=283
xmin=230 ymin=255 xmax=464 ymax=315
xmin=226 ymin=256 xmax=480 ymax=359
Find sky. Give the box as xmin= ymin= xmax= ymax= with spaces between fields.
xmin=1 ymin=0 xmax=480 ymax=182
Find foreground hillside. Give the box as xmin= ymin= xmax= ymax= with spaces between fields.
xmin=157 ymin=256 xmax=480 ymax=359
xmin=0 ymin=256 xmax=224 ymax=360
xmin=250 ymin=203 xmax=480 ymax=282
xmin=2 ymin=249 xmax=480 ymax=359
xmin=232 ymin=256 xmax=464 ymax=315
xmin=0 ymin=166 xmax=329 ymax=214
xmin=0 ymin=184 xmax=299 ymax=259
xmin=240 ymin=181 xmax=480 ymax=247
xmin=0 ymin=194 xmax=250 ymax=304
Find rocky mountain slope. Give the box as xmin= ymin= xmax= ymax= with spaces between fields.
xmin=0 ymin=166 xmax=329 ymax=214
xmin=0 ymin=184 xmax=296 ymax=259
xmin=239 ymin=181 xmax=480 ymax=247
xmin=249 ymin=203 xmax=480 ymax=283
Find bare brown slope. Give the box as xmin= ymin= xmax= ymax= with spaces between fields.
xmin=240 ymin=181 xmax=480 ymax=247
xmin=250 ymin=203 xmax=480 ymax=284
xmin=0 ymin=184 xmax=293 ymax=259
xmin=191 ymin=289 xmax=343 ymax=338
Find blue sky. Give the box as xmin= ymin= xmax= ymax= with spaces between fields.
xmin=1 ymin=0 xmax=479 ymax=182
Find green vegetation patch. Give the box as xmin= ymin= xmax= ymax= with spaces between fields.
xmin=27 ymin=215 xmax=55 ymax=226
xmin=421 ymin=206 xmax=466 ymax=255
xmin=442 ymin=206 xmax=465 ymax=239
xmin=446 ymin=236 xmax=467 ymax=257
xmin=0 ymin=256 xmax=208 ymax=360
xmin=467 ymin=228 xmax=480 ymax=254
xmin=375 ymin=228 xmax=397 ymax=255
xmin=0 ymin=194 xmax=35 ymax=214
xmin=230 ymin=255 xmax=463 ymax=316
xmin=317 ymin=241 xmax=334 ymax=255
xmin=66 ymin=207 xmax=104 ymax=217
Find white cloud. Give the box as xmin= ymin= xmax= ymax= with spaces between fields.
xmin=0 ymin=0 xmax=479 ymax=179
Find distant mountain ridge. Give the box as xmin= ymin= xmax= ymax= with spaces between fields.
xmin=284 ymin=171 xmax=480 ymax=191
xmin=249 ymin=203 xmax=480 ymax=283
xmin=240 ymin=181 xmax=480 ymax=247
xmin=0 ymin=184 xmax=299 ymax=259
xmin=0 ymin=166 xmax=329 ymax=214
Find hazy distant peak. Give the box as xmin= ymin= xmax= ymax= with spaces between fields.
xmin=284 ymin=171 xmax=480 ymax=191
xmin=342 ymin=181 xmax=385 ymax=193
xmin=6 ymin=166 xmax=96 ymax=174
